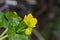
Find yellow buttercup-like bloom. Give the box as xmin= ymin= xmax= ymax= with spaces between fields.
xmin=25 ymin=28 xmax=32 ymax=35
xmin=24 ymin=13 xmax=37 ymax=28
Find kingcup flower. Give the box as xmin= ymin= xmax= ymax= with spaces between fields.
xmin=24 ymin=13 xmax=37 ymax=28
xmin=24 ymin=13 xmax=37 ymax=35
xmin=25 ymin=28 xmax=32 ymax=35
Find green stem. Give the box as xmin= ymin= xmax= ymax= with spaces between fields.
xmin=0 ymin=28 xmax=8 ymax=37
xmin=0 ymin=35 xmax=8 ymax=40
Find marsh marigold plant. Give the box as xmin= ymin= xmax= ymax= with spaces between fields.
xmin=0 ymin=12 xmax=38 ymax=40
xmin=24 ymin=13 xmax=37 ymax=35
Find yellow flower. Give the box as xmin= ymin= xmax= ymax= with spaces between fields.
xmin=24 ymin=13 xmax=37 ymax=28
xmin=25 ymin=28 xmax=32 ymax=35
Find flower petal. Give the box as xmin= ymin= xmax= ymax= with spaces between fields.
xmin=27 ymin=13 xmax=33 ymax=19
xmin=29 ymin=18 xmax=37 ymax=28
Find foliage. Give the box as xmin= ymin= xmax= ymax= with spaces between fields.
xmin=0 ymin=11 xmax=37 ymax=40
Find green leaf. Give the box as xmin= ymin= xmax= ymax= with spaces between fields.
xmin=8 ymin=34 xmax=29 ymax=40
xmin=10 ymin=18 xmax=19 ymax=27
xmin=17 ymin=21 xmax=27 ymax=33
xmin=5 ymin=11 xmax=22 ymax=21
xmin=0 ymin=12 xmax=4 ymax=27
xmin=8 ymin=26 xmax=15 ymax=35
xmin=3 ymin=18 xmax=9 ymax=28
xmin=5 ymin=11 xmax=22 ymax=27
xmin=5 ymin=12 xmax=13 ymax=20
